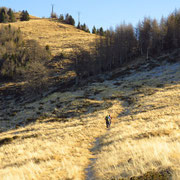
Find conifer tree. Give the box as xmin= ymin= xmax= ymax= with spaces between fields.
xmin=151 ymin=19 xmax=161 ymax=54
xmin=0 ymin=8 xmax=8 ymax=23
xmin=82 ymin=23 xmax=87 ymax=31
xmin=20 ymin=10 xmax=30 ymax=21
xmin=99 ymin=27 xmax=104 ymax=36
xmin=68 ymin=15 xmax=75 ymax=26
xmin=77 ymin=22 xmax=81 ymax=29
xmin=92 ymin=26 xmax=97 ymax=34
xmin=65 ymin=13 xmax=75 ymax=26
xmin=7 ymin=8 xmax=16 ymax=22
xmin=159 ymin=17 xmax=167 ymax=51
xmin=59 ymin=14 xmax=64 ymax=22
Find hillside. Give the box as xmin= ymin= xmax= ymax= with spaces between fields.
xmin=0 ymin=57 xmax=180 ymax=179
xmin=14 ymin=12 xmax=40 ymax=20
xmin=0 ymin=13 xmax=180 ymax=180
xmin=10 ymin=18 xmax=97 ymax=56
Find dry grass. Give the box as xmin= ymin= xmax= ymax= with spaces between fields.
xmin=0 ymin=61 xmax=180 ymax=179
xmin=93 ymin=63 xmax=180 ymax=179
xmin=0 ymin=97 xmax=122 ymax=179
xmin=8 ymin=19 xmax=97 ymax=56
xmin=14 ymin=12 xmax=40 ymax=20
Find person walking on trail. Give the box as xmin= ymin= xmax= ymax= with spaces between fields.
xmin=105 ymin=115 xmax=112 ymax=128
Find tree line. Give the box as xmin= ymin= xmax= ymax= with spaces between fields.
xmin=0 ymin=7 xmax=16 ymax=23
xmin=0 ymin=7 xmax=30 ymax=23
xmin=74 ymin=9 xmax=180 ymax=81
xmin=58 ymin=13 xmax=75 ymax=26
xmin=51 ymin=11 xmax=104 ymax=34
xmin=92 ymin=26 xmax=106 ymax=36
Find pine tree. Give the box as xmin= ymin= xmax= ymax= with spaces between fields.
xmin=59 ymin=14 xmax=64 ymax=22
xmin=82 ymin=23 xmax=87 ymax=31
xmin=159 ymin=17 xmax=167 ymax=51
xmin=20 ymin=10 xmax=30 ymax=21
xmin=92 ymin=26 xmax=97 ymax=34
xmin=137 ymin=17 xmax=152 ymax=57
xmin=151 ymin=19 xmax=161 ymax=55
xmin=99 ymin=27 xmax=104 ymax=36
xmin=7 ymin=8 xmax=16 ymax=22
xmin=65 ymin=14 xmax=70 ymax=24
xmin=0 ymin=8 xmax=8 ymax=23
xmin=69 ymin=15 xmax=75 ymax=26
xmin=51 ymin=12 xmax=57 ymax=19
xmin=65 ymin=14 xmax=75 ymax=26
xmin=174 ymin=10 xmax=180 ymax=47
xmin=77 ymin=22 xmax=81 ymax=29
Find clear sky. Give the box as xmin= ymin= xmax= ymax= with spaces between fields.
xmin=1 ymin=0 xmax=180 ymax=30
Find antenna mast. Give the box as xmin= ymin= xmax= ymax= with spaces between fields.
xmin=51 ymin=4 xmax=54 ymax=16
xmin=78 ymin=11 xmax=81 ymax=24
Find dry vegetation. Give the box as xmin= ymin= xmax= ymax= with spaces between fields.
xmin=93 ymin=63 xmax=180 ymax=179
xmin=0 ymin=59 xmax=179 ymax=179
xmin=10 ymin=18 xmax=97 ymax=56
xmin=14 ymin=12 xmax=40 ymax=20
xmin=4 ymin=18 xmax=98 ymax=81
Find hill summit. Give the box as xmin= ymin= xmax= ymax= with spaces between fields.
xmin=10 ymin=18 xmax=97 ymax=56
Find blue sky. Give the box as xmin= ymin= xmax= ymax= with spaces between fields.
xmin=1 ymin=0 xmax=180 ymax=30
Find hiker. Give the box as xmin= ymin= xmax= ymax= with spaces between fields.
xmin=105 ymin=115 xmax=112 ymax=128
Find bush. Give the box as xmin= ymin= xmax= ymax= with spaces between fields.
xmin=0 ymin=25 xmax=51 ymax=81
xmin=45 ymin=45 xmax=50 ymax=51
xmin=19 ymin=60 xmax=51 ymax=94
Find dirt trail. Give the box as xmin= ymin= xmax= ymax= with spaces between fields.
xmin=85 ymin=104 xmax=121 ymax=180
xmin=85 ymin=137 xmax=100 ymax=180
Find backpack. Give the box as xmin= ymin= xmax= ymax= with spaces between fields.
xmin=105 ymin=116 xmax=109 ymax=121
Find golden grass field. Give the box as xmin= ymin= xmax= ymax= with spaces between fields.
xmin=0 ymin=18 xmax=98 ymax=82
xmin=0 ymin=58 xmax=180 ymax=179
xmin=10 ymin=18 xmax=97 ymax=56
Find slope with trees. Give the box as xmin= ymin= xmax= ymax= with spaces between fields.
xmin=74 ymin=9 xmax=180 ymax=82
xmin=20 ymin=10 xmax=30 ymax=21
xmin=0 ymin=24 xmax=51 ymax=95
xmin=0 ymin=7 xmax=16 ymax=23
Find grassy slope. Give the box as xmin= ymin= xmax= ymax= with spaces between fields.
xmin=0 ymin=18 xmax=98 ymax=99
xmin=0 ymin=59 xmax=180 ymax=179
xmin=93 ymin=62 xmax=180 ymax=179
xmin=10 ymin=18 xmax=97 ymax=56
xmin=14 ymin=12 xmax=40 ymax=20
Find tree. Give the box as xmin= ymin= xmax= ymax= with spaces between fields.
xmin=150 ymin=19 xmax=161 ymax=55
xmin=69 ymin=15 xmax=75 ymax=26
xmin=137 ymin=18 xmax=152 ymax=58
xmin=159 ymin=16 xmax=167 ymax=51
xmin=7 ymin=8 xmax=16 ymax=22
xmin=59 ymin=14 xmax=64 ymax=21
xmin=99 ymin=27 xmax=104 ymax=36
xmin=20 ymin=10 xmax=30 ymax=21
xmin=80 ymin=23 xmax=89 ymax=32
xmin=51 ymin=12 xmax=57 ymax=19
xmin=0 ymin=8 xmax=8 ymax=23
xmin=77 ymin=22 xmax=81 ymax=29
xmin=65 ymin=13 xmax=75 ymax=26
xmin=92 ymin=26 xmax=97 ymax=34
